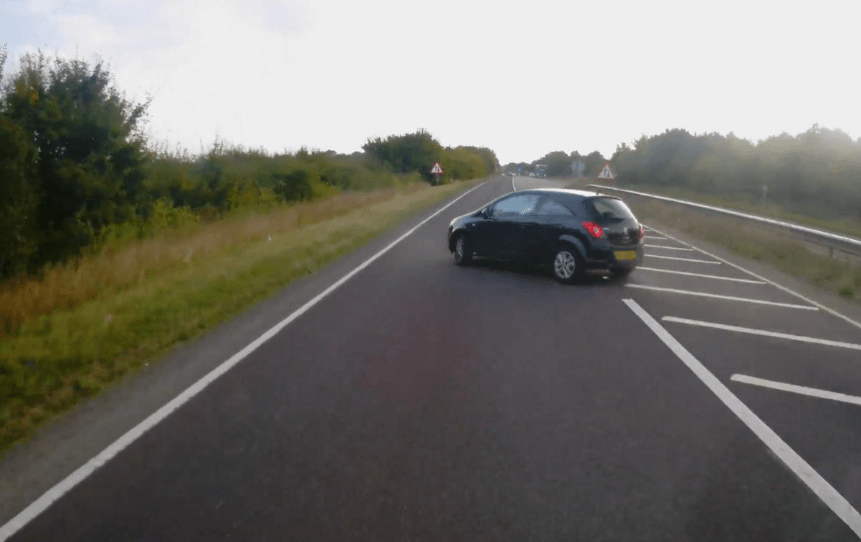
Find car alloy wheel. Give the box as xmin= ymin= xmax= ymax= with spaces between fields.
xmin=554 ymin=250 xmax=576 ymax=279
xmin=454 ymin=235 xmax=472 ymax=265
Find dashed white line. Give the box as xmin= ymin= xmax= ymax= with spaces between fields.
xmin=624 ymin=299 xmax=861 ymax=538
xmin=644 ymin=235 xmax=668 ymax=240
xmin=643 ymin=224 xmax=861 ymax=332
xmin=626 ymin=284 xmax=819 ymax=310
xmin=663 ymin=316 xmax=861 ymax=351
xmin=0 ymin=181 xmax=491 ymax=542
xmin=645 ymin=245 xmax=695 ymax=251
xmin=732 ymin=374 xmax=861 ymax=408
xmin=636 ymin=267 xmax=766 ymax=284
xmin=645 ymin=254 xmax=721 ymax=264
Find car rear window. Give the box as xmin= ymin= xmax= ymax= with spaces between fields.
xmin=587 ymin=197 xmax=636 ymax=222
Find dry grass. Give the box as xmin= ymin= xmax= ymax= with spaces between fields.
xmin=628 ymin=197 xmax=861 ymax=301
xmin=0 ymin=186 xmax=426 ymax=337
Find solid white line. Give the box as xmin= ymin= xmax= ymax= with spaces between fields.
xmin=646 ymin=254 xmax=721 ymax=264
xmin=626 ymin=284 xmax=819 ymax=310
xmin=644 ymin=224 xmax=861 ymax=332
xmin=731 ymin=374 xmax=861 ymax=407
xmin=636 ymin=267 xmax=766 ymax=284
xmin=0 ymin=181 xmax=491 ymax=542
xmin=645 ymin=245 xmax=694 ymax=251
xmin=623 ymin=299 xmax=861 ymax=538
xmin=663 ymin=316 xmax=861 ymax=351
xmin=644 ymin=235 xmax=668 ymax=240
xmin=512 ymin=178 xmax=517 ymax=191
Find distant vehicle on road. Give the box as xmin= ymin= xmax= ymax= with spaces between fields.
xmin=448 ymin=189 xmax=644 ymax=283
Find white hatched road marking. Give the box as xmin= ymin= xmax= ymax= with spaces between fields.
xmin=663 ymin=316 xmax=861 ymax=351
xmin=646 ymin=254 xmax=721 ymax=264
xmin=643 ymin=225 xmax=861 ymax=331
xmin=645 ymin=245 xmax=694 ymax=251
xmin=0 ymin=182 xmax=492 ymax=542
xmin=732 ymin=374 xmax=861 ymax=407
xmin=626 ymin=284 xmax=819 ymax=310
xmin=636 ymin=267 xmax=766 ymax=284
xmin=624 ymin=299 xmax=861 ymax=538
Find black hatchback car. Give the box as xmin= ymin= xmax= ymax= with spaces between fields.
xmin=447 ymin=189 xmax=644 ymax=283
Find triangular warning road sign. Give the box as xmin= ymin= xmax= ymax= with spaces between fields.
xmin=596 ymin=162 xmax=615 ymax=181
xmin=430 ymin=162 xmax=444 ymax=174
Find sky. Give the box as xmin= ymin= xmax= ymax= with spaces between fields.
xmin=2 ymin=0 xmax=860 ymax=164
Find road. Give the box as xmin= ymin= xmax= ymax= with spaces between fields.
xmin=3 ymin=175 xmax=861 ymax=540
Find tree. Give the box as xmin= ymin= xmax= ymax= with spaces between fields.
xmin=0 ymin=117 xmax=40 ymax=276
xmin=582 ymin=151 xmax=606 ymax=177
xmin=363 ymin=129 xmax=443 ymax=182
xmin=534 ymin=150 xmax=570 ymax=177
xmin=3 ymin=52 xmax=151 ymax=265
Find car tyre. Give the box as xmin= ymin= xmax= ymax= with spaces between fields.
xmin=453 ymin=234 xmax=473 ymax=266
xmin=552 ymin=244 xmax=583 ymax=284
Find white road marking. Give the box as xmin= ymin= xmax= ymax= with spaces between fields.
xmin=636 ymin=267 xmax=766 ymax=284
xmin=644 ymin=235 xmax=668 ymax=240
xmin=626 ymin=284 xmax=819 ymax=310
xmin=644 ymin=224 xmax=861 ymax=332
xmin=731 ymin=374 xmax=861 ymax=407
xmin=663 ymin=316 xmax=861 ymax=351
xmin=0 ymin=181 xmax=491 ymax=542
xmin=624 ymin=299 xmax=861 ymax=538
xmin=645 ymin=245 xmax=694 ymax=251
xmin=645 ymin=254 xmax=721 ymax=264
xmin=512 ymin=178 xmax=517 ymax=191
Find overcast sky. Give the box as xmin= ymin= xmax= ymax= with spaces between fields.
xmin=3 ymin=0 xmax=859 ymax=164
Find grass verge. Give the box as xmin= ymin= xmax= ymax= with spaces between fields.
xmin=0 ymin=180 xmax=480 ymax=457
xmin=580 ymin=181 xmax=861 ymax=240
xmin=627 ymin=197 xmax=861 ymax=302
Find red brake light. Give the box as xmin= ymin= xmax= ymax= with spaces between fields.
xmin=639 ymin=224 xmax=644 ymax=239
xmin=582 ymin=221 xmax=604 ymax=239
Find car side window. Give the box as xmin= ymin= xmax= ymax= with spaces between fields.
xmin=493 ymin=194 xmax=539 ymax=217
xmin=534 ymin=197 xmax=573 ymax=216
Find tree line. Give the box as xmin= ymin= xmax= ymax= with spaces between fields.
xmin=0 ymin=49 xmax=497 ymax=280
xmin=510 ymin=126 xmax=861 ymax=221
xmin=362 ymin=130 xmax=498 ymax=183
xmin=502 ymin=150 xmax=608 ymax=178
xmin=610 ymin=127 xmax=861 ymax=218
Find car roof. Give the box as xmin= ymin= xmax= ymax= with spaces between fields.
xmin=513 ymin=188 xmax=619 ymax=199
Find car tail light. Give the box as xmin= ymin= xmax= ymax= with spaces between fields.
xmin=639 ymin=224 xmax=644 ymax=239
xmin=582 ymin=221 xmax=604 ymax=239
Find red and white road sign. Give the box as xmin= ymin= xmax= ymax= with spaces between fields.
xmin=430 ymin=162 xmax=444 ymax=174
xmin=596 ymin=162 xmax=615 ymax=181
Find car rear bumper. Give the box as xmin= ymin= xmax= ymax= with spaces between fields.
xmin=584 ymin=245 xmax=643 ymax=270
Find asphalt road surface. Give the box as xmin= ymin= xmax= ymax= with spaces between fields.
xmin=3 ymin=176 xmax=861 ymax=541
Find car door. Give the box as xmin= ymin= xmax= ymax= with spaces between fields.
xmin=493 ymin=193 xmax=540 ymax=260
xmin=466 ymin=206 xmax=498 ymax=256
xmin=522 ymin=194 xmax=575 ymax=261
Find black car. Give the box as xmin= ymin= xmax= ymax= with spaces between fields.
xmin=447 ymin=189 xmax=644 ymax=283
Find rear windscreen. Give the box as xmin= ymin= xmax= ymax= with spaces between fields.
xmin=587 ymin=197 xmax=636 ymax=222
